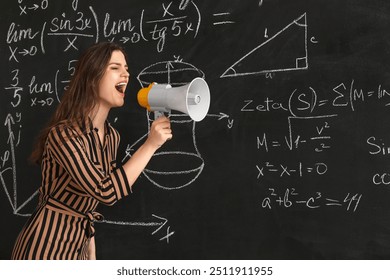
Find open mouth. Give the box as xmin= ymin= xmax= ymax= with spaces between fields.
xmin=115 ymin=82 xmax=127 ymax=94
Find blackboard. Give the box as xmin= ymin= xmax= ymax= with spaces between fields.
xmin=1 ymin=0 xmax=390 ymax=260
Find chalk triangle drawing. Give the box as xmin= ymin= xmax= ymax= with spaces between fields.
xmin=221 ymin=13 xmax=308 ymax=78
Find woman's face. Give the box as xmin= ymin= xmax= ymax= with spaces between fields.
xmin=97 ymin=50 xmax=129 ymax=110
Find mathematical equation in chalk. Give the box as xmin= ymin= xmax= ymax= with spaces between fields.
xmin=241 ymin=80 xmax=390 ymax=117
xmin=7 ymin=0 xmax=201 ymax=63
xmin=261 ymin=187 xmax=362 ymax=212
xmin=4 ymin=66 xmax=73 ymax=108
xmin=256 ymin=116 xmax=335 ymax=153
xmin=256 ymin=161 xmax=328 ymax=179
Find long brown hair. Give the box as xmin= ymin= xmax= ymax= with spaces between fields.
xmin=30 ymin=42 xmax=127 ymax=164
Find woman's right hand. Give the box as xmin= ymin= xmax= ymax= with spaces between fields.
xmin=145 ymin=116 xmax=172 ymax=150
xmin=121 ymin=116 xmax=172 ymax=189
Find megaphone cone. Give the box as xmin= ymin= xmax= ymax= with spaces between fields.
xmin=137 ymin=77 xmax=210 ymax=122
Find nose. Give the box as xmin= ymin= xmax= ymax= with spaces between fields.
xmin=122 ymin=69 xmax=130 ymax=78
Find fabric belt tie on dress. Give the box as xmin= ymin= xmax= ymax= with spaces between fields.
xmin=85 ymin=211 xmax=104 ymax=237
xmin=39 ymin=194 xmax=104 ymax=259
xmin=42 ymin=195 xmax=104 ymax=238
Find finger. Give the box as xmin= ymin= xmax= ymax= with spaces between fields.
xmin=152 ymin=122 xmax=170 ymax=133
xmin=153 ymin=117 xmax=170 ymax=127
xmin=160 ymin=123 xmax=172 ymax=132
xmin=155 ymin=115 xmax=170 ymax=123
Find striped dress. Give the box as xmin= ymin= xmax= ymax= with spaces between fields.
xmin=12 ymin=120 xmax=132 ymax=259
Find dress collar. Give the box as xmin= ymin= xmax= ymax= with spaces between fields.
xmin=83 ymin=117 xmax=111 ymax=136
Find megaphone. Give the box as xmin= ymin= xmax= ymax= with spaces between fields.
xmin=137 ymin=77 xmax=210 ymax=122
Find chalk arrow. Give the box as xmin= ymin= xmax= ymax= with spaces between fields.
xmin=101 ymin=214 xmax=168 ymax=235
xmin=19 ymin=49 xmax=30 ymax=56
xmin=5 ymin=115 xmax=15 ymax=144
xmin=166 ymin=62 xmax=174 ymax=85
xmin=207 ymin=112 xmax=229 ymax=120
xmin=3 ymin=114 xmax=17 ymax=208
xmin=28 ymin=4 xmax=39 ymax=11
xmin=120 ymin=37 xmax=130 ymax=44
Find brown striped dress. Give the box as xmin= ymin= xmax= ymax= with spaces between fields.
xmin=12 ymin=120 xmax=132 ymax=259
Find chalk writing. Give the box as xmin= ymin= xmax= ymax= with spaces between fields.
xmin=261 ymin=188 xmax=362 ymax=212
xmin=256 ymin=162 xmax=328 ymax=179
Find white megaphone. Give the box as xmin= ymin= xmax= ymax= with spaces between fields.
xmin=137 ymin=77 xmax=210 ymax=122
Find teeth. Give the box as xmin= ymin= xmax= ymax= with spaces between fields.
xmin=115 ymin=82 xmax=127 ymax=93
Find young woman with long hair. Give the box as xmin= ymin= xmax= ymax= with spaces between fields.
xmin=11 ymin=42 xmax=172 ymax=259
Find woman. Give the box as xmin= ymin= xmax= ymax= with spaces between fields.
xmin=11 ymin=42 xmax=172 ymax=260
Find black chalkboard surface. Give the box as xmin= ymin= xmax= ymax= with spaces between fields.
xmin=1 ymin=0 xmax=390 ymax=260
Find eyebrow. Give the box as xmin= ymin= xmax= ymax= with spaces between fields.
xmin=108 ymin=62 xmax=128 ymax=68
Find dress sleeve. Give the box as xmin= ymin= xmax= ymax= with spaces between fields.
xmin=46 ymin=125 xmax=132 ymax=205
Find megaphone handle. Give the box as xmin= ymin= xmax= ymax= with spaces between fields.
xmin=154 ymin=111 xmax=164 ymax=120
